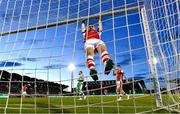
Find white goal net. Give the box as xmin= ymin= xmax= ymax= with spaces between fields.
xmin=0 ymin=0 xmax=179 ymax=113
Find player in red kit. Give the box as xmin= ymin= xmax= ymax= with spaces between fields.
xmin=113 ymin=65 xmax=129 ymax=101
xmin=22 ymin=83 xmax=27 ymax=97
xmin=82 ymin=18 xmax=114 ymax=81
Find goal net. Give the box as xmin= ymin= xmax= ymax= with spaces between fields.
xmin=0 ymin=0 xmax=179 ymax=113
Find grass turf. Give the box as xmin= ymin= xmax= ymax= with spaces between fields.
xmin=0 ymin=95 xmax=179 ymax=113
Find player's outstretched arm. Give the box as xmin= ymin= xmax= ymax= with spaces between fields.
xmin=98 ymin=18 xmax=102 ymax=32
xmin=81 ymin=19 xmax=86 ymax=33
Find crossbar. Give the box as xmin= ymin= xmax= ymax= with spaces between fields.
xmin=0 ymin=6 xmax=143 ymax=36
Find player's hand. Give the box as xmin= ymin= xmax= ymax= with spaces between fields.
xmin=80 ymin=18 xmax=86 ymax=23
xmin=95 ymin=16 xmax=99 ymax=20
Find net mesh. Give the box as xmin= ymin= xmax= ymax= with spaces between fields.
xmin=0 ymin=0 xmax=179 ymax=113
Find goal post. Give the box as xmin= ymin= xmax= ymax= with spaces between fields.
xmin=141 ymin=0 xmax=180 ymax=110
xmin=0 ymin=6 xmax=143 ymax=36
xmin=0 ymin=0 xmax=179 ymax=113
xmin=141 ymin=7 xmax=163 ymax=107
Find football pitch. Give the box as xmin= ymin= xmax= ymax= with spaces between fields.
xmin=0 ymin=95 xmax=179 ymax=113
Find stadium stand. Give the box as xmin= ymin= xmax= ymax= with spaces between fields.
xmin=83 ymin=79 xmax=147 ymax=95
xmin=169 ymin=78 xmax=180 ymax=94
xmin=0 ymin=70 xmax=68 ymax=97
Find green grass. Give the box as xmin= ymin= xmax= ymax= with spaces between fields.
xmin=0 ymin=95 xmax=179 ymax=113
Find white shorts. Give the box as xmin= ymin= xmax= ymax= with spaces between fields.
xmin=84 ymin=39 xmax=105 ymax=49
xmin=22 ymin=91 xmax=27 ymax=95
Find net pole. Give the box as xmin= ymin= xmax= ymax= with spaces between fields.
xmin=141 ymin=7 xmax=163 ymax=107
xmin=148 ymin=0 xmax=172 ymax=107
xmin=138 ymin=0 xmax=155 ymax=111
xmin=149 ymin=0 xmax=177 ymax=106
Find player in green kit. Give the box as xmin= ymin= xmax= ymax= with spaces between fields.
xmin=76 ymin=71 xmax=86 ymax=100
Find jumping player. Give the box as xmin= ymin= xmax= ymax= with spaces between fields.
xmin=76 ymin=71 xmax=86 ymax=100
xmin=82 ymin=18 xmax=114 ymax=81
xmin=113 ymin=65 xmax=129 ymax=101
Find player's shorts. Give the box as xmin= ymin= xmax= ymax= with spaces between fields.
xmin=22 ymin=91 xmax=27 ymax=95
xmin=84 ymin=39 xmax=105 ymax=50
xmin=116 ymin=81 xmax=122 ymax=88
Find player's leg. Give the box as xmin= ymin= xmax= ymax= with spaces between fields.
xmin=119 ymin=81 xmax=123 ymax=96
xmin=22 ymin=91 xmax=27 ymax=98
xmin=96 ymin=43 xmax=114 ymax=75
xmin=116 ymin=86 xmax=120 ymax=96
xmin=125 ymin=90 xmax=129 ymax=100
xmin=116 ymin=81 xmax=122 ymax=101
xmin=79 ymin=82 xmax=86 ymax=100
xmin=122 ymin=87 xmax=129 ymax=100
xmin=76 ymin=82 xmax=81 ymax=100
xmin=86 ymin=47 xmax=98 ymax=81
xmin=76 ymin=82 xmax=80 ymax=94
xmin=77 ymin=82 xmax=83 ymax=100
